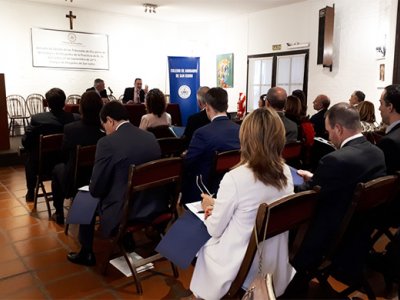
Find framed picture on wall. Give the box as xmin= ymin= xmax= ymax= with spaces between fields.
xmin=217 ymin=53 xmax=234 ymax=88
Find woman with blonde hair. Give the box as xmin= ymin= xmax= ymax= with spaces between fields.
xmin=189 ymin=108 xmax=295 ymax=299
xmin=357 ymin=100 xmax=378 ymax=132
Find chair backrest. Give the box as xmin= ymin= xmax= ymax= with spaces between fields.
xmin=66 ymin=94 xmax=81 ymax=104
xmin=224 ymin=188 xmax=320 ymax=298
xmin=118 ymin=95 xmax=124 ymax=102
xmin=119 ymin=157 xmax=183 ymax=229
xmin=322 ymin=174 xmax=399 ymax=266
xmin=26 ymin=93 xmax=45 ymax=116
xmin=282 ymin=141 xmax=303 ymax=161
xmin=6 ymin=95 xmax=27 ymax=117
xmin=38 ymin=133 xmax=64 ymax=178
xmin=73 ymin=145 xmax=97 ymax=191
xmin=147 ymin=125 xmax=176 ymax=138
xmin=157 ymin=137 xmax=185 ymax=157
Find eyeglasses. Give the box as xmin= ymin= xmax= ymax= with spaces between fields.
xmin=196 ymin=175 xmax=213 ymax=196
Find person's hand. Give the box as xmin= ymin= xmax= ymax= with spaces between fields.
xmin=201 ymin=193 xmax=215 ymax=210
xmin=204 ymin=205 xmax=214 ymax=220
xmin=297 ymin=169 xmax=314 ymax=181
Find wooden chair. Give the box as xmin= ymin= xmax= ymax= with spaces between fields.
xmin=147 ymin=125 xmax=176 ymax=138
xmin=282 ymin=141 xmax=303 ymax=168
xmin=363 ymin=131 xmax=384 ymax=145
xmin=224 ymin=188 xmax=320 ymax=298
xmin=312 ymin=175 xmax=400 ymax=299
xmin=25 ymin=93 xmax=45 ymax=116
xmin=118 ymin=95 xmax=124 ymax=102
xmin=32 ymin=134 xmax=64 ymax=218
xmin=64 ymin=145 xmax=97 ymax=235
xmin=6 ymin=94 xmax=29 ymax=136
xmin=108 ymin=95 xmax=117 ymax=101
xmin=66 ymin=94 xmax=81 ymax=104
xmin=157 ymin=137 xmax=185 ymax=157
xmin=209 ymin=149 xmax=241 ymax=194
xmin=102 ymin=157 xmax=183 ymax=294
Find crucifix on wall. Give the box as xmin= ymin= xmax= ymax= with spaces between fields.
xmin=66 ymin=11 xmax=76 ymax=30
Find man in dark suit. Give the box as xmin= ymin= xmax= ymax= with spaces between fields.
xmin=349 ymin=90 xmax=365 ymax=107
xmin=86 ymin=78 xmax=108 ymax=99
xmin=310 ymin=94 xmax=330 ymax=139
xmin=266 ymin=87 xmax=298 ymax=143
xmin=181 ymin=87 xmax=240 ymax=204
xmin=50 ymin=92 xmax=105 ymax=224
xmin=122 ymin=78 xmax=145 ymax=103
xmin=22 ymin=88 xmax=77 ymax=202
xmin=287 ymin=103 xmax=386 ymax=294
xmin=182 ymin=86 xmax=210 ymax=148
xmin=67 ymin=101 xmax=161 ymax=266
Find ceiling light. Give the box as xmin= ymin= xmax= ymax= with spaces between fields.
xmin=143 ymin=3 xmax=157 ymax=14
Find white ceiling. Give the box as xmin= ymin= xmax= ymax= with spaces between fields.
xmin=23 ymin=0 xmax=306 ymax=23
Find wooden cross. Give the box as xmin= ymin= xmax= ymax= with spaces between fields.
xmin=66 ymin=11 xmax=76 ymax=30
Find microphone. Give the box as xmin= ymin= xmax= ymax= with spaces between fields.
xmin=108 ymin=87 xmax=113 ymax=95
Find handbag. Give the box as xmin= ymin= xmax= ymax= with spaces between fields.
xmin=241 ymin=209 xmax=276 ymax=300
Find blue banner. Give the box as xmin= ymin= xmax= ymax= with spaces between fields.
xmin=168 ymin=56 xmax=200 ymax=126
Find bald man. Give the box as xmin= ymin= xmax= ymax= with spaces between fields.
xmin=310 ymin=94 xmax=330 ymax=139
xmin=266 ymin=87 xmax=298 ymax=143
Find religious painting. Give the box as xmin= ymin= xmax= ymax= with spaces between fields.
xmin=379 ymin=64 xmax=385 ymax=81
xmin=217 ymin=53 xmax=234 ymax=88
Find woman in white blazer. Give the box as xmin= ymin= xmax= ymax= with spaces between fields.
xmin=189 ymin=108 xmax=296 ymax=299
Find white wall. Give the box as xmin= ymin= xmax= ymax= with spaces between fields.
xmin=0 ymin=0 xmax=398 ymax=118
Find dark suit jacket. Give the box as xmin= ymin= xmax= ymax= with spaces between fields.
xmin=278 ymin=112 xmax=298 ymax=143
xmin=122 ymin=87 xmax=145 ymax=103
xmin=377 ymin=123 xmax=400 ymax=174
xmin=293 ymin=136 xmax=386 ymax=274
xmin=310 ymin=109 xmax=328 ymax=139
xmin=89 ymin=122 xmax=161 ymax=237
xmin=86 ymin=87 xmax=108 ymax=98
xmin=181 ymin=116 xmax=240 ymax=204
xmin=182 ymin=109 xmax=210 ymax=148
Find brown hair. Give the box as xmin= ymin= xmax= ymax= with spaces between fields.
xmin=357 ymin=100 xmax=376 ymax=123
xmin=145 ymin=88 xmax=166 ymax=118
xmin=239 ymin=108 xmax=287 ymax=190
xmin=285 ymin=95 xmax=302 ymax=117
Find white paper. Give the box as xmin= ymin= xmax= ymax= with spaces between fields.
xmin=186 ymin=201 xmax=205 ymax=221
xmin=78 ymin=185 xmax=90 ymax=192
xmin=109 ymin=252 xmax=154 ymax=277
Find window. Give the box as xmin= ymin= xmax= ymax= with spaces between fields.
xmin=246 ymin=50 xmax=309 ymax=112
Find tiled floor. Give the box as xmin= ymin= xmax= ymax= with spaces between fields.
xmin=0 ymin=165 xmax=395 ymax=299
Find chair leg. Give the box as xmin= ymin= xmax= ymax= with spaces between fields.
xmin=64 ymin=223 xmax=69 ymax=235
xmin=32 ymin=177 xmax=40 ymax=212
xmin=171 ymin=262 xmax=179 ymax=278
xmin=122 ymin=249 xmax=143 ymax=295
xmin=41 ymin=182 xmax=52 ymax=219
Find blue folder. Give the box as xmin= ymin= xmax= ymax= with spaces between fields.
xmin=66 ymin=191 xmax=100 ymax=224
xmin=169 ymin=126 xmax=186 ymax=138
xmin=290 ymin=166 xmax=305 ymax=186
xmin=156 ymin=210 xmax=211 ymax=269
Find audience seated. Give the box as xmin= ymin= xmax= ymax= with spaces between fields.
xmin=22 ymin=88 xmax=78 ymax=202
xmin=182 ymin=86 xmax=210 ymax=148
xmin=189 ymin=108 xmax=295 ymax=299
xmin=181 ymin=87 xmax=240 ymax=204
xmin=50 ymin=91 xmax=105 ymax=224
xmin=139 ymin=88 xmax=171 ymax=130
xmin=349 ymin=90 xmax=365 ymax=107
xmin=266 ymin=87 xmax=298 ymax=143
xmin=368 ymin=85 xmax=400 ymax=291
xmin=258 ymin=93 xmax=267 ymax=108
xmin=310 ymin=94 xmax=330 ymax=139
xmin=285 ymin=95 xmax=302 ymax=125
xmin=67 ymin=101 xmax=161 ymax=266
xmin=288 ymin=102 xmax=386 ymax=295
xmin=357 ymin=100 xmax=379 ymax=133
xmin=292 ymin=89 xmax=307 ymax=118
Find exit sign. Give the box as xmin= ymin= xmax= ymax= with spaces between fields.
xmin=272 ymin=44 xmax=282 ymax=51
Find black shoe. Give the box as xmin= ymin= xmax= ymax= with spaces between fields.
xmin=25 ymin=191 xmax=34 ymax=202
xmin=67 ymin=251 xmax=96 ymax=266
xmin=51 ymin=212 xmax=64 ymax=225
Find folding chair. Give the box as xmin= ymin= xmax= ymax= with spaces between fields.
xmin=157 ymin=137 xmax=185 ymax=157
xmin=65 ymin=145 xmax=97 ymax=235
xmin=209 ymin=149 xmax=241 ymax=194
xmin=224 ymin=187 xmax=320 ymax=298
xmin=102 ymin=157 xmax=183 ymax=294
xmin=32 ymin=133 xmax=64 ymax=218
xmin=147 ymin=125 xmax=176 ymax=138
xmin=312 ymin=175 xmax=400 ymax=299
